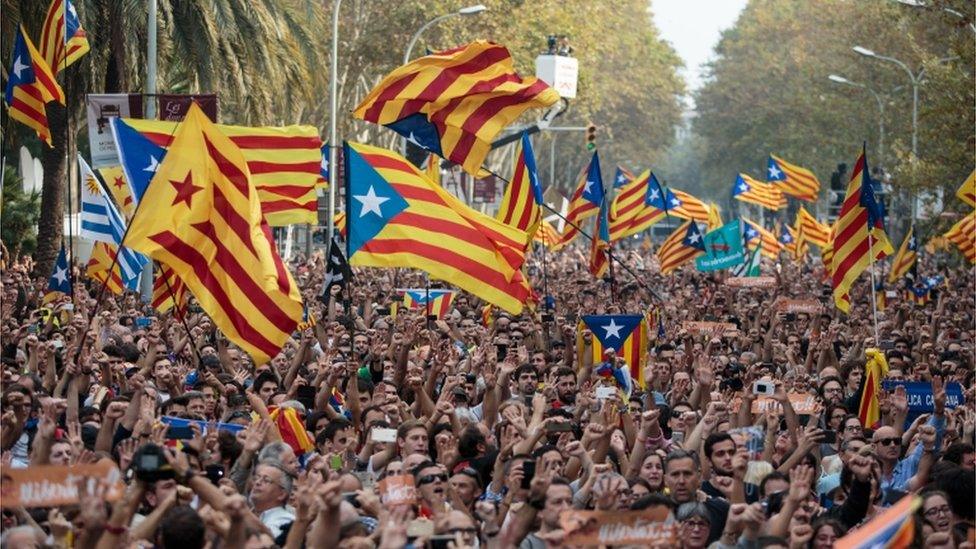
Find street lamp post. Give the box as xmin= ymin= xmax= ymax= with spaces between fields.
xmin=894 ymin=0 xmax=976 ymax=33
xmin=327 ymin=0 xmax=344 ymax=248
xmin=852 ymin=46 xmax=959 ymax=217
xmin=400 ymin=4 xmax=487 ymax=157
xmin=827 ymin=74 xmax=887 ymax=166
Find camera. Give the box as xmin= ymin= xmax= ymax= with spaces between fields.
xmin=131 ymin=443 xmax=175 ymax=482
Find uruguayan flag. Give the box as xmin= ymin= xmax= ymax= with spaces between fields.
xmin=78 ymin=154 xmax=147 ymax=289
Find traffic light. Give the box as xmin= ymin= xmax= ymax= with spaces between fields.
xmin=585 ymin=123 xmax=597 ymax=151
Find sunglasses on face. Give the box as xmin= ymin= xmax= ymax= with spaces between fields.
xmin=875 ymin=437 xmax=900 ymax=446
xmin=418 ymin=473 xmax=448 ymax=486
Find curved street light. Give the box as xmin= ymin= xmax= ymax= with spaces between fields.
xmin=827 ymin=74 xmax=888 ymax=166
xmin=404 ymin=5 xmax=489 ymax=64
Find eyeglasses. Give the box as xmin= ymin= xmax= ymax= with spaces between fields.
xmin=417 ymin=473 xmax=448 ymax=486
xmin=875 ymin=437 xmax=901 ymax=446
xmin=682 ymin=519 xmax=710 ymax=530
xmin=924 ymin=505 xmax=952 ymax=518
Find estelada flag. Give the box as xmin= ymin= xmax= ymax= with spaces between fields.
xmin=343 ymin=141 xmax=531 ymax=314
xmin=124 ymin=104 xmax=303 ymax=364
xmin=830 ymin=146 xmax=893 ymax=313
xmin=353 ymin=41 xmax=559 ymax=176
xmin=4 ymin=26 xmax=64 ymax=146
xmin=123 ymin=118 xmax=324 ymax=226
xmin=578 ymin=315 xmax=647 ymax=388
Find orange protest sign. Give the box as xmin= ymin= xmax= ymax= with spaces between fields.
xmin=559 ymin=508 xmax=677 ymax=547
xmin=775 ymin=299 xmax=822 ymax=314
xmin=377 ymin=474 xmax=416 ymax=506
xmin=682 ymin=321 xmax=738 ymax=336
xmin=725 ymin=276 xmax=776 ymax=288
xmin=0 ymin=459 xmax=124 ymax=508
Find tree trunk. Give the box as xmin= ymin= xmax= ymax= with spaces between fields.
xmin=33 ymin=101 xmax=68 ymax=278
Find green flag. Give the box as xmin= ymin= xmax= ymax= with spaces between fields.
xmin=730 ymin=246 xmax=761 ymax=277
xmin=696 ymin=220 xmax=744 ymax=272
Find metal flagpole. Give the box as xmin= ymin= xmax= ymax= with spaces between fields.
xmin=139 ymin=0 xmax=158 ymax=302
xmin=866 ymin=229 xmax=880 ymax=343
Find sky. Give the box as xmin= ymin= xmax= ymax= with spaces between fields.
xmin=651 ymin=0 xmax=749 ymax=98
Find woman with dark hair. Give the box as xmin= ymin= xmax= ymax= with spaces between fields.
xmin=809 ymin=517 xmax=845 ymax=549
xmin=636 ymin=451 xmax=666 ymax=493
xmin=918 ymin=489 xmax=954 ymax=534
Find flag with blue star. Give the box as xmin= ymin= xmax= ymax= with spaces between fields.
xmin=645 ymin=172 xmax=677 ymax=216
xmin=732 ymin=173 xmax=786 ymax=211
xmin=496 ymin=131 xmax=543 ymax=236
xmin=767 ymin=154 xmax=820 ymax=201
xmin=44 ymin=245 xmax=71 ymax=304
xmin=553 ymin=151 xmax=605 ymax=249
xmin=579 ymin=314 xmax=647 ymax=388
xmin=343 ymin=141 xmax=532 ymax=314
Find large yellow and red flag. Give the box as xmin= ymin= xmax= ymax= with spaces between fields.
xmin=343 ymin=141 xmax=531 ymax=314
xmin=956 ymin=170 xmax=975 ymax=208
xmin=353 ymin=41 xmax=559 ymax=176
xmin=945 ymin=210 xmax=976 ymax=264
xmin=124 ymin=118 xmax=325 ymax=226
xmin=829 ymin=147 xmax=893 ymax=313
xmin=496 ymin=132 xmax=543 ymax=237
xmin=124 ymin=104 xmax=303 ymax=364
xmin=767 ymin=154 xmax=821 ymax=202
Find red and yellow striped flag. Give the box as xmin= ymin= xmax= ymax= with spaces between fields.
xmin=343 ymin=142 xmax=531 ymax=314
xmin=857 ymin=349 xmax=889 ymax=429
xmin=796 ymin=206 xmax=830 ymax=248
xmin=945 ymin=210 xmax=976 ymax=264
xmin=4 ymin=27 xmax=65 ymax=146
xmin=496 ymin=132 xmax=542 ymax=236
xmin=533 ymin=219 xmax=560 ymax=248
xmin=98 ymin=166 xmax=135 ymax=218
xmin=353 ymin=41 xmax=559 ymax=176
xmin=830 ymin=148 xmax=893 ymax=313
xmin=269 ymin=406 xmax=314 ymax=456
xmin=956 ymin=169 xmax=975 ymax=208
xmin=732 ymin=174 xmax=787 ymax=211
xmin=124 ymin=104 xmax=303 ymax=364
xmin=669 ymin=188 xmax=710 ymax=222
xmin=38 ymin=0 xmax=90 ymax=74
xmin=152 ymin=264 xmax=188 ymax=315
xmin=657 ymin=221 xmax=705 ymax=275
xmin=887 ymin=225 xmax=918 ymax=283
xmin=743 ymin=218 xmax=783 ymax=259
xmin=608 ymin=171 xmax=666 ymax=241
xmin=707 ymin=202 xmax=723 ymax=231
xmin=125 ymin=118 xmax=325 ymax=226
xmin=767 ymin=154 xmax=820 ymax=202
xmin=86 ymin=242 xmax=124 ymax=294
xmin=552 ymin=159 xmax=602 ymax=250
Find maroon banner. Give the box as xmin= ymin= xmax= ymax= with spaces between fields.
xmin=156 ymin=94 xmax=219 ymax=122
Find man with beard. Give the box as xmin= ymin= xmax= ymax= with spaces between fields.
xmin=701 ymin=433 xmax=736 ymax=498
xmin=550 ymin=367 xmax=577 ymax=412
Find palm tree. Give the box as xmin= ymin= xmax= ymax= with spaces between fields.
xmin=2 ymin=0 xmax=323 ymax=276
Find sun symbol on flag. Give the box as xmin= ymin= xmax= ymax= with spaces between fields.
xmin=85 ymin=176 xmax=102 ymax=195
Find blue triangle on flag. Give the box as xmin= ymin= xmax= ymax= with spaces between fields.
xmin=582 ymin=314 xmax=643 ymax=350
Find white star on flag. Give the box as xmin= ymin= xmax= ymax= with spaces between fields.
xmin=354 ymin=185 xmax=390 ymax=218
xmin=670 ymin=197 xmax=681 ymax=207
xmin=321 ymin=156 xmax=329 ymax=173
xmin=52 ymin=267 xmax=68 ymax=285
xmin=68 ymin=2 xmax=78 ymax=18
xmin=144 ymin=155 xmax=160 ymax=173
xmin=584 ymin=178 xmax=595 ymax=194
xmin=768 ymin=165 xmax=782 ymax=179
xmin=617 ymin=173 xmax=627 ymax=184
xmin=688 ymin=232 xmax=701 ymax=244
xmin=406 ymin=132 xmax=427 ymax=149
xmin=12 ymin=57 xmax=28 ymax=79
xmin=737 ymin=183 xmax=749 ymax=193
xmin=602 ymin=319 xmax=623 ymax=339
xmin=648 ymin=189 xmax=660 ymax=201
xmin=908 ymin=237 xmax=916 ymax=248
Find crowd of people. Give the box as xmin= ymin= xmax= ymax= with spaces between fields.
xmin=0 ymin=239 xmax=973 ymax=549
